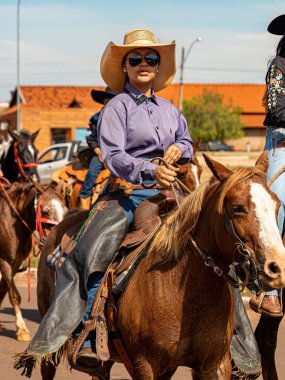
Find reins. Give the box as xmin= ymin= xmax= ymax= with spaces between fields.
xmin=0 ymin=181 xmax=59 ymax=300
xmin=14 ymin=141 xmax=38 ymax=182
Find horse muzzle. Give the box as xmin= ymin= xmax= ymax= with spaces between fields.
xmin=260 ymin=254 xmax=285 ymax=289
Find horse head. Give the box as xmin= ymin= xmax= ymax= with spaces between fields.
xmin=203 ymin=151 xmax=285 ymax=291
xmin=153 ymin=151 xmax=285 ymax=292
xmin=3 ymin=127 xmax=40 ymax=182
xmin=32 ymin=180 xmax=67 ymax=237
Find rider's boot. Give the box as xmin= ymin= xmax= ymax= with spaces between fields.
xmin=249 ymin=292 xmax=283 ymax=317
xmin=79 ymin=196 xmax=91 ymax=210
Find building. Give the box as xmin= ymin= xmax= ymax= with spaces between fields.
xmin=0 ymin=83 xmax=266 ymax=152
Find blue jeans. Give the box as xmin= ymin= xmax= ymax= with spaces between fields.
xmin=263 ymin=126 xmax=285 ymax=296
xmin=79 ymin=156 xmax=104 ymax=199
xmin=81 ymin=186 xmax=160 ymax=345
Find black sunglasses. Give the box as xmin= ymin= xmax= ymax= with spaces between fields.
xmin=127 ymin=53 xmax=160 ymax=67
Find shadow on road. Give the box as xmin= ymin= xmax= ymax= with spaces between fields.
xmin=1 ymin=307 xmax=41 ymax=323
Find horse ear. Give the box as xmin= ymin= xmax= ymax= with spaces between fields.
xmin=193 ymin=140 xmax=200 ymax=155
xmin=30 ymin=128 xmax=40 ymax=142
xmin=7 ymin=126 xmax=21 ymax=142
xmin=255 ymin=151 xmax=268 ymax=174
xmin=30 ymin=177 xmax=44 ymax=194
xmin=203 ymin=153 xmax=232 ymax=181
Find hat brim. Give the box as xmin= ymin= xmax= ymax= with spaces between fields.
xmin=91 ymin=89 xmax=115 ymax=104
xmin=100 ymin=41 xmax=176 ymax=93
xmin=268 ymin=14 xmax=285 ymax=35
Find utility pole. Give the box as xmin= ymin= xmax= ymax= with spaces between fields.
xmin=16 ymin=0 xmax=21 ymax=131
xmin=178 ymin=37 xmax=203 ymax=112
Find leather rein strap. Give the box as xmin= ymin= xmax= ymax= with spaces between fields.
xmin=14 ymin=141 xmax=38 ymax=181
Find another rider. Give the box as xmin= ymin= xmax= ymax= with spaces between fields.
xmin=15 ymin=28 xmax=193 ymax=375
xmin=249 ymin=14 xmax=285 ymax=318
xmin=78 ymin=87 xmax=116 ymax=209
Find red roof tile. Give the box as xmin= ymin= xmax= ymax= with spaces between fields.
xmin=19 ymin=85 xmax=106 ymax=109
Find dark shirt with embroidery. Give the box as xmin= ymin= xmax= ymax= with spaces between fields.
xmin=86 ymin=112 xmax=100 ymax=149
xmin=264 ymin=56 xmax=285 ymax=128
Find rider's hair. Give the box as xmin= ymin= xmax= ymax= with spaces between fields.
xmin=276 ymin=35 xmax=285 ymax=58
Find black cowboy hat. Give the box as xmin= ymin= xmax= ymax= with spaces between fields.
xmin=268 ymin=14 xmax=285 ymax=35
xmin=90 ymin=86 xmax=116 ymax=104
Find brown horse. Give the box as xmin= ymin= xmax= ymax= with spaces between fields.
xmin=36 ymin=152 xmax=285 ymax=380
xmin=0 ymin=182 xmax=66 ymax=342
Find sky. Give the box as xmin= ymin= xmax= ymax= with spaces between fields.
xmin=0 ymin=0 xmax=284 ymax=101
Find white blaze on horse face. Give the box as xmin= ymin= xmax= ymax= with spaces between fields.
xmin=51 ymin=199 xmax=65 ymax=222
xmin=27 ymin=143 xmax=35 ymax=159
xmin=250 ymin=183 xmax=285 ymax=255
xmin=191 ymin=164 xmax=200 ymax=189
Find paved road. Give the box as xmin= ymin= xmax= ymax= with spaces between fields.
xmin=1 ymin=273 xmax=285 ymax=379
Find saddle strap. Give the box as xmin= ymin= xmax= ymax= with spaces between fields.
xmin=106 ymin=270 xmax=134 ymax=378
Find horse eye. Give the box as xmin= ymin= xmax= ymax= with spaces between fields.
xmin=232 ymin=205 xmax=246 ymax=215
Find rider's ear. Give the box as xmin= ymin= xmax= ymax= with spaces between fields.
xmin=203 ymin=153 xmax=232 ymax=182
xmin=30 ymin=128 xmax=41 ymax=142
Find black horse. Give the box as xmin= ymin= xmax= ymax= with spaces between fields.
xmin=0 ymin=127 xmax=40 ymax=182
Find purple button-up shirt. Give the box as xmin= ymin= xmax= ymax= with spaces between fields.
xmin=98 ymin=82 xmax=193 ymax=184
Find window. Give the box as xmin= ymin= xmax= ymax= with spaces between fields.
xmin=38 ymin=147 xmax=67 ymax=164
xmin=51 ymin=128 xmax=70 ymax=144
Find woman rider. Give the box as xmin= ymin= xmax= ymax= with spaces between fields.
xmin=15 ymin=28 xmax=193 ymax=376
xmin=249 ymin=15 xmax=285 ymax=318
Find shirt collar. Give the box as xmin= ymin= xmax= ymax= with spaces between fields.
xmin=124 ymin=82 xmax=158 ymax=106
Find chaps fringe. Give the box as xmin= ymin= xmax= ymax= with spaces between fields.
xmin=14 ymin=339 xmax=70 ymax=378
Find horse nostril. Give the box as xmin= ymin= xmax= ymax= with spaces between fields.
xmin=265 ymin=261 xmax=282 ymax=279
xmin=269 ymin=262 xmax=280 ymax=274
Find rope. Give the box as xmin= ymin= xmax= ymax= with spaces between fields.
xmin=267 ymin=164 xmax=285 ymax=187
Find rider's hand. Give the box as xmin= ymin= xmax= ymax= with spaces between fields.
xmin=155 ymin=165 xmax=180 ymax=188
xmin=94 ymin=147 xmax=103 ymax=163
xmin=163 ymin=144 xmax=182 ymax=165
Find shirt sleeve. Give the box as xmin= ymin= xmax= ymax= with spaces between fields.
xmin=266 ymin=62 xmax=285 ymax=124
xmin=98 ymin=106 xmax=157 ymax=184
xmin=173 ymin=112 xmax=193 ymax=161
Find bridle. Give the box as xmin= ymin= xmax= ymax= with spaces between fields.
xmin=145 ymin=157 xmax=262 ymax=294
xmin=187 ymin=205 xmax=261 ymax=294
xmin=14 ymin=141 xmax=38 ymax=181
xmin=0 ymin=181 xmax=59 ymax=244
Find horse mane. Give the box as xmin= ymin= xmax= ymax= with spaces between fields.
xmin=151 ymin=166 xmax=266 ymax=262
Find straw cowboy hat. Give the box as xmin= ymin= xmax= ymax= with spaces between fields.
xmin=268 ymin=14 xmax=285 ymax=35
xmin=91 ymin=86 xmax=116 ymax=105
xmin=100 ymin=29 xmax=176 ymax=93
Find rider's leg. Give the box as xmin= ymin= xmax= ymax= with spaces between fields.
xmin=250 ymin=127 xmax=285 ymax=316
xmin=76 ymin=187 xmax=161 ymax=368
xmin=79 ymin=156 xmax=104 ymax=199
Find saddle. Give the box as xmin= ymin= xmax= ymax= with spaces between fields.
xmin=67 ymin=190 xmax=179 ymax=375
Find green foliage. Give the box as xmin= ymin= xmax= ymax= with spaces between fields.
xmin=183 ymin=91 xmax=244 ymax=141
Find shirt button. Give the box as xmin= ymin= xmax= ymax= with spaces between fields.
xmin=156 ymin=126 xmax=159 ymax=130
xmin=161 ymin=144 xmax=164 ymax=147
xmin=149 ymin=110 xmax=153 ymax=114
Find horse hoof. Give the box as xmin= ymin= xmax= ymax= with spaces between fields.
xmin=16 ymin=331 xmax=31 ymax=342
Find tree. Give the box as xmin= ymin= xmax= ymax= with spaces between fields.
xmin=183 ymin=91 xmax=244 ymax=141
